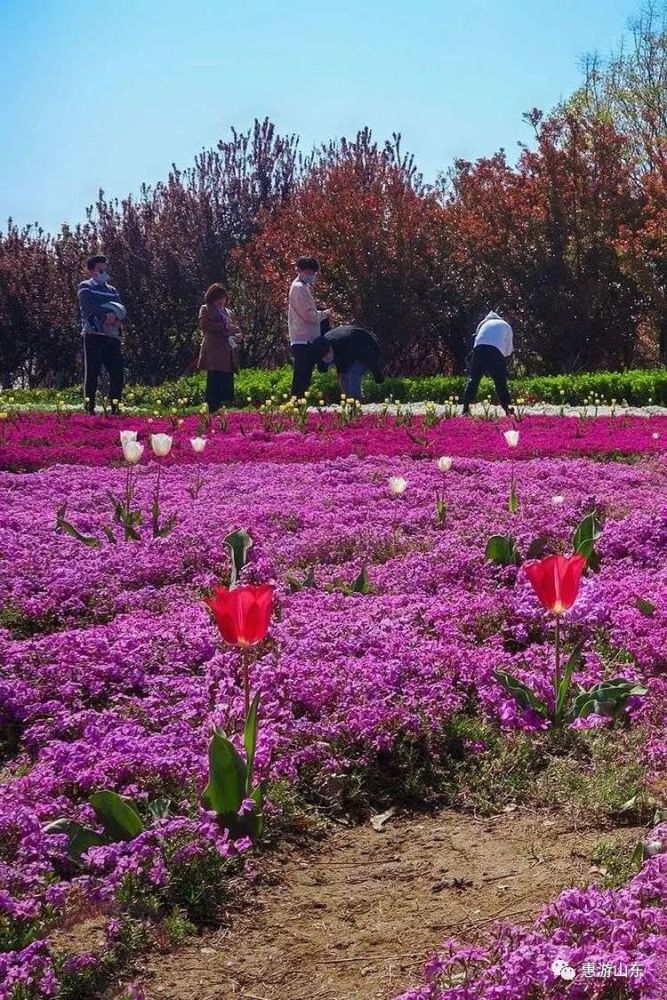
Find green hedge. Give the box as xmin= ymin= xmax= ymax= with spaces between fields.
xmin=4 ymin=366 xmax=667 ymax=410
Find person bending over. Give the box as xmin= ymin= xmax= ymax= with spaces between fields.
xmin=287 ymin=256 xmax=330 ymax=398
xmin=316 ymin=325 xmax=385 ymax=401
xmin=78 ymin=254 xmax=127 ymax=414
xmin=198 ymin=284 xmax=241 ymax=413
xmin=461 ymin=311 xmax=515 ymax=416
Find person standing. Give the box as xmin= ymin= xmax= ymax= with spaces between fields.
xmin=288 ymin=256 xmax=329 ymax=399
xmin=461 ymin=311 xmax=515 ymax=416
xmin=315 ymin=325 xmax=385 ymax=401
xmin=78 ymin=254 xmax=127 ymax=414
xmin=198 ymin=284 xmax=241 ymax=413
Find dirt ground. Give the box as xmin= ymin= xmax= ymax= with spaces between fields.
xmin=136 ymin=809 xmax=642 ymax=1000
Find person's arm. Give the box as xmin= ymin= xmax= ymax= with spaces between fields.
xmin=290 ymin=284 xmax=322 ymax=325
xmin=201 ymin=309 xmax=231 ymax=337
xmin=505 ymin=325 xmax=514 ymax=357
xmin=78 ymin=286 xmax=112 ymax=324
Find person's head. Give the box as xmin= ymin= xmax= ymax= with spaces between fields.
xmin=87 ymin=254 xmax=109 ymax=283
xmin=204 ymin=283 xmax=230 ymax=308
xmin=296 ymin=256 xmax=320 ymax=285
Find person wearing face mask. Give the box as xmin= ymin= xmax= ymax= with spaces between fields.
xmin=287 ymin=256 xmax=330 ymax=399
xmin=78 ymin=254 xmax=127 ymax=414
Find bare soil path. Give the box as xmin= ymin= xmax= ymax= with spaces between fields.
xmin=137 ymin=809 xmax=641 ymax=1000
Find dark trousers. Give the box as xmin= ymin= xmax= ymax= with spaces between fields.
xmin=83 ymin=334 xmax=123 ymax=413
xmin=462 ymin=344 xmax=511 ymax=413
xmin=290 ymin=343 xmax=317 ymax=399
xmin=206 ymin=370 xmax=234 ymax=412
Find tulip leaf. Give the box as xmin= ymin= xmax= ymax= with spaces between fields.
xmin=244 ymin=693 xmax=261 ymax=790
xmin=287 ymin=566 xmax=316 ymax=592
xmin=485 ymin=535 xmax=521 ymax=567
xmin=555 ymin=647 xmax=582 ymax=723
xmin=566 ymin=678 xmax=648 ymax=722
xmin=202 ymin=731 xmax=247 ymax=816
xmin=89 ymin=790 xmax=145 ymax=841
xmin=247 ymin=782 xmax=266 ymax=839
xmin=495 ymin=670 xmax=549 ymax=717
xmin=55 ymin=504 xmax=101 ymax=548
xmin=351 ymin=566 xmax=372 ymax=594
xmin=43 ymin=819 xmax=107 ymax=862
xmin=225 ymin=529 xmax=253 ymax=587
xmin=573 ymin=512 xmax=603 ymax=569
xmin=635 ymin=597 xmax=656 ymax=617
xmin=147 ymin=797 xmax=172 ymax=822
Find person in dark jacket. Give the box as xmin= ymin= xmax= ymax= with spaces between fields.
xmin=315 ymin=325 xmax=384 ymax=401
xmin=198 ymin=284 xmax=241 ymax=412
xmin=78 ymin=254 xmax=127 ymax=414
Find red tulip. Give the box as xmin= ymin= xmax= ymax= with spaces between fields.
xmin=524 ymin=554 xmax=587 ymax=615
xmin=204 ymin=584 xmax=274 ymax=647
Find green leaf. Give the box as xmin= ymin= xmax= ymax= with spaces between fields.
xmin=485 ymin=535 xmax=521 ymax=566
xmin=147 ymin=798 xmax=172 ymax=822
xmin=202 ymin=731 xmax=247 ymax=816
xmin=157 ymin=514 xmax=177 ymax=538
xmin=573 ymin=511 xmax=603 ymax=568
xmin=43 ymin=819 xmax=107 ymax=862
xmin=89 ymin=790 xmax=144 ymax=841
xmin=351 ymin=566 xmax=372 ymax=594
xmin=287 ymin=566 xmax=316 ymax=592
xmin=555 ymin=647 xmax=582 ymax=723
xmin=495 ymin=670 xmax=549 ymax=717
xmin=566 ymin=678 xmax=648 ymax=722
xmin=630 ymin=841 xmax=646 ymax=867
xmin=244 ymin=693 xmax=261 ymax=791
xmin=55 ymin=504 xmax=100 ymax=548
xmin=224 ymin=529 xmax=253 ymax=587
xmin=102 ymin=525 xmax=117 ymax=544
xmin=635 ymin=597 xmax=656 ymax=617
xmin=246 ymin=781 xmax=266 ymax=839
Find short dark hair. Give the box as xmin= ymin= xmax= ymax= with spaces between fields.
xmin=87 ymin=254 xmax=107 ymax=270
xmin=204 ymin=283 xmax=230 ymax=306
xmin=297 ymin=256 xmax=319 ymax=272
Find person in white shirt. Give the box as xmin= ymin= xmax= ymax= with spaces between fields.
xmin=288 ymin=256 xmax=330 ymax=398
xmin=461 ymin=311 xmax=515 ymax=415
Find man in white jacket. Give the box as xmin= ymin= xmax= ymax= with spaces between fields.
xmin=288 ymin=256 xmax=329 ymax=398
xmin=461 ymin=310 xmax=515 ymax=416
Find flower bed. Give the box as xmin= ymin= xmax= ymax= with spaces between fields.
xmin=2 ymin=420 xmax=667 ymax=997
xmin=0 ymin=410 xmax=665 ymax=472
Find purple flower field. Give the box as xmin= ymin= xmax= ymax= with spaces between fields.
xmin=2 ymin=414 xmax=667 ymax=998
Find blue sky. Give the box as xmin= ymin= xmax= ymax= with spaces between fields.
xmin=1 ymin=0 xmax=633 ymax=234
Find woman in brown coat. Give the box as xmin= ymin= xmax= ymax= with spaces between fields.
xmin=198 ymin=284 xmax=241 ymax=412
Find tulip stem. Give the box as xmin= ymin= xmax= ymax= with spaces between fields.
xmin=241 ymin=647 xmax=251 ymax=717
xmin=554 ymin=616 xmax=561 ymax=694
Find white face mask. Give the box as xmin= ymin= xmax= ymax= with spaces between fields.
xmin=95 ymin=271 xmax=110 ymax=284
xmin=300 ymin=273 xmax=316 ymax=285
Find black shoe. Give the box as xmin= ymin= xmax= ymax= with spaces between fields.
xmin=461 ymin=407 xmax=471 ymax=416
xmin=506 ymin=407 xmax=516 ymax=417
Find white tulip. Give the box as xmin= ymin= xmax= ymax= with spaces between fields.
xmin=437 ymin=456 xmax=453 ymax=472
xmin=122 ymin=441 xmax=144 ymax=465
xmin=388 ymin=476 xmax=408 ymax=496
xmin=119 ymin=430 xmax=138 ymax=446
xmin=652 ymin=432 xmax=660 ymax=441
xmin=551 ymin=495 xmax=565 ymax=506
xmin=503 ymin=430 xmax=520 ymax=448
xmin=151 ymin=433 xmax=173 ymax=457
xmin=190 ymin=437 xmax=207 ymax=453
